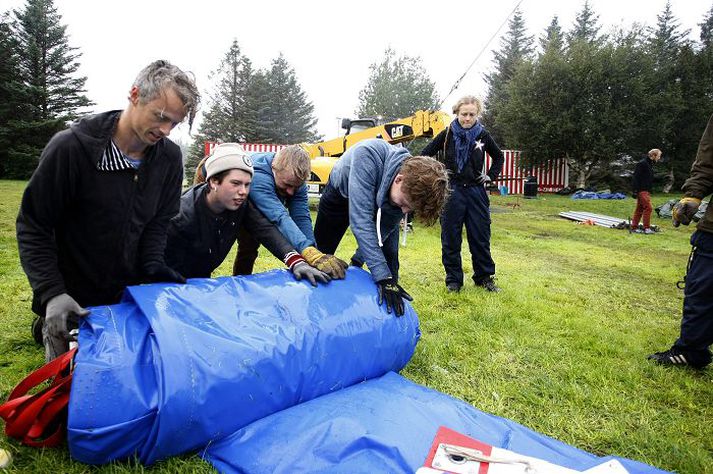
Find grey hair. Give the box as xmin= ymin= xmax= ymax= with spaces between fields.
xmin=132 ymin=60 xmax=201 ymax=131
xmin=272 ymin=145 xmax=311 ymax=182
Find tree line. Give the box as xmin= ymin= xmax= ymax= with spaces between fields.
xmin=483 ymin=1 xmax=713 ymax=190
xmin=2 ymin=0 xmax=711 ymax=191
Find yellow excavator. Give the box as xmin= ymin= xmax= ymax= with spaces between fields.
xmin=303 ymin=110 xmax=451 ymax=193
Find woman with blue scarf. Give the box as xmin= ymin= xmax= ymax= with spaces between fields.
xmin=421 ymin=96 xmax=504 ymax=292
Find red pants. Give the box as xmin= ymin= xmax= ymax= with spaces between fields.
xmin=632 ymin=191 xmax=652 ymax=229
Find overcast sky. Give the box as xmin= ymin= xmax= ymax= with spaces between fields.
xmin=4 ymin=0 xmax=711 ymax=143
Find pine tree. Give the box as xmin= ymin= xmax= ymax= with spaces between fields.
xmin=0 ymin=13 xmax=32 ymax=178
xmin=256 ymin=53 xmax=320 ymax=143
xmin=482 ymin=8 xmax=534 ymax=147
xmin=568 ymin=0 xmax=604 ymax=44
xmin=9 ymin=0 xmax=92 ymax=178
xmin=644 ymin=0 xmax=691 ymax=190
xmin=356 ymin=47 xmax=438 ymax=120
xmin=185 ymin=40 xmax=253 ymax=181
xmin=540 ymin=16 xmax=564 ymax=55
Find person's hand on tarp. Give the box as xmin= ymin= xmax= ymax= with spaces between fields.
xmin=376 ymin=278 xmax=413 ymax=316
xmin=144 ymin=262 xmax=187 ymax=284
xmin=44 ymin=293 xmax=89 ymax=361
xmin=301 ymin=246 xmax=348 ymax=279
xmin=292 ymin=261 xmax=331 ymax=286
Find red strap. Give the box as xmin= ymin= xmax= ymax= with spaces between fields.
xmin=7 ymin=349 xmax=75 ymax=400
xmin=0 ymin=348 xmax=76 ymax=447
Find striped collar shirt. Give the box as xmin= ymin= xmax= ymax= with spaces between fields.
xmin=97 ymin=140 xmax=141 ymax=171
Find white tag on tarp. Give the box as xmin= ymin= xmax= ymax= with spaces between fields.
xmin=420 ymin=427 xmax=630 ymax=474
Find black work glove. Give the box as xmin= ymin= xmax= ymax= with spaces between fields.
xmin=144 ymin=262 xmax=187 ymax=284
xmin=45 ymin=293 xmax=90 ymax=341
xmin=292 ymin=261 xmax=331 ymax=286
xmin=376 ymin=278 xmax=414 ymax=316
xmin=632 ymin=191 xmax=638 ymax=199
xmin=672 ymin=197 xmax=701 ymax=227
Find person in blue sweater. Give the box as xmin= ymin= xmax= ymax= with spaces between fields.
xmin=193 ymin=145 xmax=348 ymax=279
xmin=314 ymin=139 xmax=450 ymax=316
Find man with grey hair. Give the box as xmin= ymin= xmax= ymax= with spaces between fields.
xmin=194 ymin=145 xmax=348 ymax=279
xmin=17 ymin=59 xmax=200 ymax=361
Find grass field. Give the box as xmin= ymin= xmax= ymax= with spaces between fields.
xmin=0 ymin=179 xmax=711 ymax=473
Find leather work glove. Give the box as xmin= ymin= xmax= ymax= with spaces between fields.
xmin=44 ymin=293 xmax=89 ymax=361
xmin=292 ymin=261 xmax=331 ymax=286
xmin=144 ymin=262 xmax=187 ymax=284
xmin=302 ymin=246 xmax=349 ymax=279
xmin=672 ymin=197 xmax=701 ymax=227
xmin=376 ymin=278 xmax=414 ymax=316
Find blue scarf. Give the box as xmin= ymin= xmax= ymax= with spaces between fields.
xmin=451 ymin=118 xmax=483 ymax=172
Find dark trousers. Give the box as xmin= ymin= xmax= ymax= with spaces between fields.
xmin=441 ymin=184 xmax=495 ymax=286
xmin=314 ymin=182 xmax=350 ymax=255
xmin=673 ymin=231 xmax=713 ymax=366
xmin=233 ymin=227 xmax=260 ymax=275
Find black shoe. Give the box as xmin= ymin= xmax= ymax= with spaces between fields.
xmin=647 ymin=347 xmax=710 ymax=369
xmin=32 ymin=315 xmax=44 ymax=345
xmin=475 ymin=277 xmax=501 ymax=292
xmin=446 ymin=282 xmax=462 ymax=292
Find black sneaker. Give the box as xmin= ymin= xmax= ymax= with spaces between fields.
xmin=446 ymin=282 xmax=462 ymax=292
xmin=647 ymin=347 xmax=709 ymax=369
xmin=32 ymin=315 xmax=43 ymax=345
xmin=475 ymin=277 xmax=501 ymax=293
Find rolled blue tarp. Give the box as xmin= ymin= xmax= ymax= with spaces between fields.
xmin=67 ymin=268 xmax=420 ymax=465
xmin=204 ymin=372 xmax=670 ymax=474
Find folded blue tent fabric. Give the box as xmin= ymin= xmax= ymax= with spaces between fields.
xmin=204 ymin=372 xmax=670 ymax=474
xmin=67 ymin=268 xmax=420 ymax=465
xmin=571 ymin=190 xmax=627 ymax=200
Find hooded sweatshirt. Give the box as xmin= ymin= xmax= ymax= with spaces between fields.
xmin=249 ymin=152 xmax=315 ymax=252
xmin=328 ymin=139 xmax=410 ymax=282
xmin=16 ymin=110 xmax=183 ymax=314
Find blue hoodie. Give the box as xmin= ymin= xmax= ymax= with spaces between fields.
xmin=328 ymin=139 xmax=410 ymax=282
xmin=249 ymin=152 xmax=315 ymax=253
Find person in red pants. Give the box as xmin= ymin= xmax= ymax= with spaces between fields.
xmin=631 ymin=148 xmax=662 ymax=234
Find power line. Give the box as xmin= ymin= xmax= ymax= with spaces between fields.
xmin=435 ymin=0 xmax=526 ymax=110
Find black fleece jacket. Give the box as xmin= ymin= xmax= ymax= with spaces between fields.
xmin=420 ymin=125 xmax=504 ymax=186
xmin=16 ymin=110 xmax=183 ymax=314
xmin=632 ymin=157 xmax=655 ymax=193
xmin=165 ymin=183 xmax=295 ymax=279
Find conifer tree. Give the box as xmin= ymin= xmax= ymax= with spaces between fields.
xmin=482 ymin=8 xmax=534 ymax=146
xmin=7 ymin=0 xmax=92 ymax=178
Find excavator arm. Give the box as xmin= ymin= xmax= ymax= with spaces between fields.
xmin=304 ymin=110 xmax=451 ymax=191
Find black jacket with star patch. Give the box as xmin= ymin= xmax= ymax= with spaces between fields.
xmin=421 ymin=125 xmax=504 ymax=186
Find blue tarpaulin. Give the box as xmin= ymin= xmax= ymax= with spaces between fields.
xmin=571 ymin=190 xmax=627 ymax=200
xmin=204 ymin=372 xmax=670 ymax=474
xmin=67 ymin=268 xmax=420 ymax=465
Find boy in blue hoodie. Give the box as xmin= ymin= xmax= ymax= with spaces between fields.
xmin=314 ymin=139 xmax=450 ymax=315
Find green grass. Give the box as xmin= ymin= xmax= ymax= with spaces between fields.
xmin=1 ymin=180 xmax=711 ymax=473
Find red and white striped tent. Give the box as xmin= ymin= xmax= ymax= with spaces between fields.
xmin=204 ymin=143 xmax=569 ymax=195
xmin=486 ymin=150 xmax=569 ymax=194
xmin=204 ymin=142 xmax=286 ymax=157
